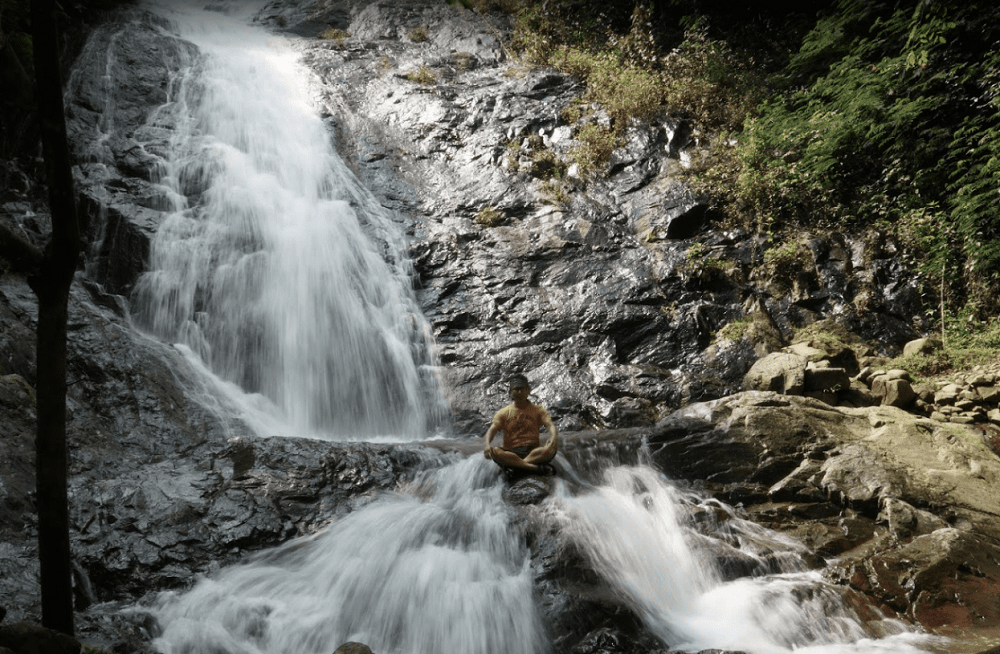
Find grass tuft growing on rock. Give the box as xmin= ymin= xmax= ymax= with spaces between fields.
xmin=318 ymin=27 xmax=351 ymax=44
xmin=475 ymin=205 xmax=504 ymax=227
xmin=408 ymin=25 xmax=430 ymax=43
xmin=405 ymin=66 xmax=437 ymax=85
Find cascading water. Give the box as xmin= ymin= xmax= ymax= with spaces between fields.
xmin=152 ymin=457 xmax=548 ymax=654
xmin=149 ymin=457 xmax=942 ymax=654
xmin=125 ymin=0 xmax=446 ymax=439
xmin=74 ymin=4 xmax=946 ymax=654
xmin=550 ymin=465 xmax=941 ymax=654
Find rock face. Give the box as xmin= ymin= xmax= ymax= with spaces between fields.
xmin=47 ymin=0 xmax=932 ymax=437
xmin=2 ymin=1 xmax=999 ymax=653
xmin=649 ymin=391 xmax=1000 ymax=639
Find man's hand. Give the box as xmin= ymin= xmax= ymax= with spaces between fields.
xmin=483 ymin=447 xmax=495 ymax=460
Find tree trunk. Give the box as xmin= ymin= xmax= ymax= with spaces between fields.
xmin=30 ymin=0 xmax=83 ymax=637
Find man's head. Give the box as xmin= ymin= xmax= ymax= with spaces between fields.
xmin=508 ymin=374 xmax=530 ymax=392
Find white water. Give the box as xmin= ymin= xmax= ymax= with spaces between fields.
xmin=82 ymin=5 xmax=943 ymax=654
xmin=152 ymin=457 xmax=548 ymax=654
xmin=150 ymin=460 xmax=941 ymax=654
xmin=127 ymin=0 xmax=445 ymax=439
xmin=550 ymin=466 xmax=940 ymax=654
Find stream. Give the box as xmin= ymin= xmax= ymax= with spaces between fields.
xmin=84 ymin=2 xmax=946 ymax=653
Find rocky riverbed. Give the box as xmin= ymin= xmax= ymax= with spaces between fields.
xmin=3 ymin=1 xmax=1000 ymax=653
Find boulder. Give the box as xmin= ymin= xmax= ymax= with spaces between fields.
xmin=333 ymin=643 xmax=373 ymax=654
xmin=648 ymin=392 xmax=1000 ymax=637
xmin=882 ymin=378 xmax=916 ymax=408
xmin=902 ymin=336 xmax=943 ymax=357
xmin=743 ymin=352 xmax=808 ymax=395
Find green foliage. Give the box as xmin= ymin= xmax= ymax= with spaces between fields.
xmin=567 ymin=124 xmax=616 ymax=178
xmin=724 ymin=0 xmax=1000 ymax=312
xmin=540 ymin=178 xmax=570 ymax=206
xmin=762 ymin=240 xmax=810 ymax=286
xmin=529 ymin=146 xmax=564 ymax=179
xmin=550 ymin=46 xmax=664 ymax=127
xmin=889 ymin=314 xmax=1000 ymax=377
xmin=408 ymin=25 xmax=430 ymax=43
xmin=318 ymin=27 xmax=351 ymax=43
xmin=509 ymin=3 xmax=762 ymax=180
xmin=680 ymin=241 xmax=739 ymax=285
xmin=404 ymin=66 xmax=437 ymax=85
xmin=716 ymin=318 xmax=752 ymax=343
xmin=475 ymin=205 xmax=504 ymax=227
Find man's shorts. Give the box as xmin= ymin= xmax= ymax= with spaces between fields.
xmin=505 ymin=445 xmax=534 ymax=459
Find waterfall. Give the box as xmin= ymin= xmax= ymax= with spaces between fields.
xmin=149 ymin=460 xmax=940 ymax=654
xmin=123 ymin=0 xmax=446 ymax=439
xmin=74 ymin=5 xmax=942 ymax=654
xmin=151 ymin=457 xmax=548 ymax=654
xmin=551 ymin=466 xmax=940 ymax=654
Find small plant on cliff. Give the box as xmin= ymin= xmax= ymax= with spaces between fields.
xmin=540 ymin=178 xmax=570 ymax=207
xmin=408 ymin=25 xmax=430 ymax=43
xmin=475 ymin=205 xmax=504 ymax=227
xmin=681 ymin=241 xmax=734 ymax=281
xmin=567 ymin=123 xmax=616 ymax=178
xmin=376 ymin=54 xmax=393 ymax=76
xmin=761 ymin=240 xmax=811 ymax=288
xmin=715 ymin=318 xmax=753 ymax=343
xmin=405 ymin=66 xmax=437 ymax=85
xmin=318 ymin=27 xmax=351 ymax=44
xmin=529 ymin=146 xmax=565 ymax=179
xmin=503 ymin=138 xmax=522 ymax=172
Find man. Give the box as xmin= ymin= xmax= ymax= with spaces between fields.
xmin=483 ymin=374 xmax=558 ymax=474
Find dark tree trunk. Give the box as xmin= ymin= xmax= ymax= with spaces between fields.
xmin=30 ymin=0 xmax=83 ymax=637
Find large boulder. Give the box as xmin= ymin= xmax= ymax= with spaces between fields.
xmin=743 ymin=352 xmax=808 ymax=395
xmin=647 ymin=391 xmax=1000 ymax=638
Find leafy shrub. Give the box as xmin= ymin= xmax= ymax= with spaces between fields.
xmin=408 ymin=25 xmax=430 ymax=43
xmin=475 ymin=206 xmax=504 ymax=227
xmin=405 ymin=66 xmax=436 ymax=85
xmin=318 ymin=27 xmax=351 ymax=44
xmin=567 ymin=124 xmax=617 ymax=178
xmin=725 ymin=0 xmax=1000 ymax=313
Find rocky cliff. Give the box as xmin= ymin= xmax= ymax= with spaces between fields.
xmin=2 ymin=1 xmax=1000 ymax=653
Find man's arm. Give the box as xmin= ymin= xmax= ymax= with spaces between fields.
xmin=541 ymin=414 xmax=558 ymax=453
xmin=483 ymin=423 xmax=500 ymax=459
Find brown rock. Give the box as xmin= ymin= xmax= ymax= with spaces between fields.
xmin=902 ymin=337 xmax=943 ymax=357
xmin=333 ymin=643 xmax=374 ymax=654
xmin=876 ymin=375 xmax=917 ymax=407
xmin=976 ymin=385 xmax=1000 ymax=403
xmin=805 ymin=366 xmax=851 ymax=393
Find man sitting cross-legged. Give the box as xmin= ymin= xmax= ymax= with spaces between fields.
xmin=483 ymin=374 xmax=558 ymax=474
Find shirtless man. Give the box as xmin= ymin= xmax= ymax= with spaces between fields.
xmin=483 ymin=374 xmax=558 ymax=473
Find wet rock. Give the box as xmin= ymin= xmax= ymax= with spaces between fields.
xmin=525 ymin=515 xmax=668 ymax=654
xmin=502 ymin=475 xmax=555 ymax=505
xmin=649 ymin=392 xmax=1000 ymax=634
xmin=333 ymin=643 xmax=374 ymax=654
xmin=0 ymin=622 xmax=80 ymax=654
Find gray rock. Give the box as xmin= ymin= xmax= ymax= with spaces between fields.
xmin=902 ymin=336 xmax=942 ymax=357
xmin=882 ymin=378 xmax=915 ymax=408
xmin=804 ymin=365 xmax=850 ymax=393
xmin=744 ymin=352 xmax=808 ymax=395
